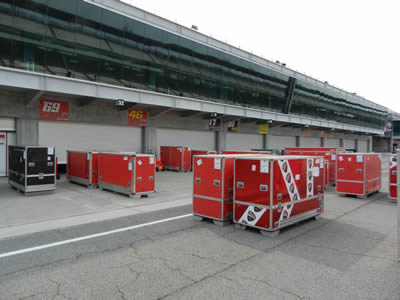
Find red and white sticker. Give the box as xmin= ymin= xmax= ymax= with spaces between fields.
xmin=238 ymin=206 xmax=267 ymax=226
xmin=277 ymin=160 xmax=300 ymax=223
xmin=307 ymin=159 xmax=314 ymax=198
xmin=390 ymin=154 xmax=397 ymax=169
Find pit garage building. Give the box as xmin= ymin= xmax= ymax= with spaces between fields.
xmin=0 ymin=0 xmax=393 ymax=175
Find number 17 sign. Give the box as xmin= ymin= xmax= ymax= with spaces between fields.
xmin=40 ymin=99 xmax=69 ymax=120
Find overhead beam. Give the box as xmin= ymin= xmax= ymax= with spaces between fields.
xmin=150 ymin=107 xmax=174 ymax=120
xmin=25 ymin=90 xmax=44 ymax=107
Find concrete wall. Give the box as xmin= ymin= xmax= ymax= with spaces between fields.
xmin=0 ymin=91 xmax=374 ymax=156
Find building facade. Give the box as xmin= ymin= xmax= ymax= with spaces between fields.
xmin=0 ymin=0 xmax=391 ymax=175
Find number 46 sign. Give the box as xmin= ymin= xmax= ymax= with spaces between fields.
xmin=40 ymin=100 xmax=69 ymax=120
xmin=128 ymin=110 xmax=148 ymax=126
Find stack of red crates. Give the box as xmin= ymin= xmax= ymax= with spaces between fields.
xmin=160 ymin=146 xmax=191 ymax=172
xmin=233 ymin=155 xmax=324 ymax=236
xmin=389 ymin=154 xmax=397 ymax=201
xmin=336 ymin=153 xmax=381 ymax=198
xmin=192 ymin=154 xmax=235 ymax=226
xmin=191 ymin=150 xmax=217 ymax=171
xmin=67 ymin=150 xmax=99 ymax=188
xmin=285 ymin=147 xmax=343 ymax=185
xmin=98 ymin=152 xmax=155 ymax=198
xmin=233 ymin=155 xmax=324 ymax=235
xmin=222 ymin=150 xmax=272 ymax=155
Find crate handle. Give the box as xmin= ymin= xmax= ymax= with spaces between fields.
xmin=195 ymin=177 xmax=201 ymax=183
xmin=277 ymin=193 xmax=282 ymax=200
xmin=356 ymin=169 xmax=362 ymax=173
xmin=213 ymin=180 xmax=220 ymax=187
xmin=137 ymin=177 xmax=142 ymax=182
xmin=259 ymin=184 xmax=268 ymax=192
xmin=28 ymin=162 xmax=35 ymax=167
xmin=277 ymin=202 xmax=282 ymax=212
xmin=392 ymin=171 xmax=397 ymax=175
xmin=338 ymin=168 xmax=344 ymax=172
xmin=149 ymin=176 xmax=154 ymax=181
xmin=236 ymin=182 xmax=244 ymax=188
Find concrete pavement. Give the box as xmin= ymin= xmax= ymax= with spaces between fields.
xmin=0 ymin=189 xmax=398 ymax=299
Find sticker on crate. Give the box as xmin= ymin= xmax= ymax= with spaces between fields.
xmin=238 ymin=206 xmax=267 ymax=226
xmin=390 ymin=155 xmax=397 ymax=169
xmin=278 ymin=160 xmax=300 ymax=223
xmin=307 ymin=159 xmax=314 ymax=198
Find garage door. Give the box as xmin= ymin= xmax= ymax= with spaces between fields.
xmin=39 ymin=121 xmax=141 ymax=163
xmin=156 ymin=128 xmax=215 ymax=152
xmin=302 ymin=137 xmax=320 ymax=147
xmin=268 ymin=135 xmax=296 ymax=150
xmin=225 ymin=133 xmax=262 ymax=151
xmin=344 ymin=139 xmax=356 ymax=150
xmin=358 ymin=140 xmax=368 ymax=152
xmin=326 ymin=138 xmax=340 ymax=147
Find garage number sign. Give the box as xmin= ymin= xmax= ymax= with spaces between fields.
xmin=128 ymin=110 xmax=148 ymax=126
xmin=40 ymin=100 xmax=69 ymax=120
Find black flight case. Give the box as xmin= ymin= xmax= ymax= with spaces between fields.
xmin=8 ymin=146 xmax=56 ymax=195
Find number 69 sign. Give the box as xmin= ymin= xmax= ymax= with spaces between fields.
xmin=40 ymin=100 xmax=69 ymax=120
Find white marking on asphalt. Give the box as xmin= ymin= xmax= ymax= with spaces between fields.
xmin=0 ymin=213 xmax=193 ymax=259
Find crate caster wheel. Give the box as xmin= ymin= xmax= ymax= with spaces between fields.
xmin=193 ymin=216 xmax=204 ymax=221
xmin=234 ymin=223 xmax=247 ymax=230
xmin=213 ymin=220 xmax=230 ymax=227
xmin=260 ymin=230 xmax=279 ymax=237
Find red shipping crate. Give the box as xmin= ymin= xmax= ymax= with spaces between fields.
xmin=160 ymin=146 xmax=191 ymax=171
xmin=98 ymin=152 xmax=155 ymax=198
xmin=389 ymin=154 xmax=397 ymax=201
xmin=222 ymin=150 xmax=272 ymax=155
xmin=285 ymin=147 xmax=343 ymax=185
xmin=336 ymin=153 xmax=381 ymax=197
xmin=67 ymin=151 xmax=99 ymax=187
xmin=233 ymin=155 xmax=324 ymax=235
xmin=323 ymin=160 xmax=329 ymax=188
xmin=191 ymin=150 xmax=217 ymax=171
xmin=193 ymin=154 xmax=236 ymax=225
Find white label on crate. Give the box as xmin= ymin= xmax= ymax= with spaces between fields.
xmin=390 ymin=154 xmax=397 ymax=169
xmin=320 ymin=161 xmax=323 ymax=168
xmin=138 ymin=160 xmax=142 ymax=166
xmin=197 ymin=159 xmax=203 ymax=166
xmin=128 ymin=162 xmax=132 ymax=170
xmin=306 ymin=159 xmax=314 ymax=198
xmin=48 ymin=156 xmax=51 ymax=161
xmin=238 ymin=206 xmax=267 ymax=226
xmin=179 ymin=148 xmax=183 ymax=152
xmin=277 ymin=160 xmax=301 ymax=224
xmin=251 ymin=165 xmax=256 ymax=172
xmin=331 ymin=154 xmax=336 ymax=160
xmin=87 ymin=153 xmax=90 ymax=160
xmin=149 ymin=156 xmax=155 ymax=165
xmin=295 ymin=174 xmax=300 ymax=180
xmin=214 ymin=158 xmax=221 ymax=170
xmin=348 ymin=157 xmax=352 ymax=162
xmin=316 ymin=159 xmax=320 ymax=164
xmin=338 ymin=156 xmax=343 ymax=161
xmin=123 ymin=157 xmax=128 ymax=161
xmin=48 ymin=147 xmax=54 ymax=155
xmin=356 ymin=155 xmax=363 ymax=163
xmin=313 ymin=167 xmax=320 ymax=177
xmin=260 ymin=160 xmax=269 ymax=173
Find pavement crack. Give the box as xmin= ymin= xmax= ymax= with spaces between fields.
xmin=158 ymin=252 xmax=260 ymax=299
xmin=49 ymin=278 xmax=70 ymax=300
xmin=116 ymin=285 xmax=129 ymax=300
xmin=240 ymin=276 xmax=304 ymax=299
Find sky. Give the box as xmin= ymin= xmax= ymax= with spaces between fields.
xmin=124 ymin=0 xmax=400 ymax=112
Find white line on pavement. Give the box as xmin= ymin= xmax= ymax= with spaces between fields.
xmin=0 ymin=213 xmax=193 ymax=259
